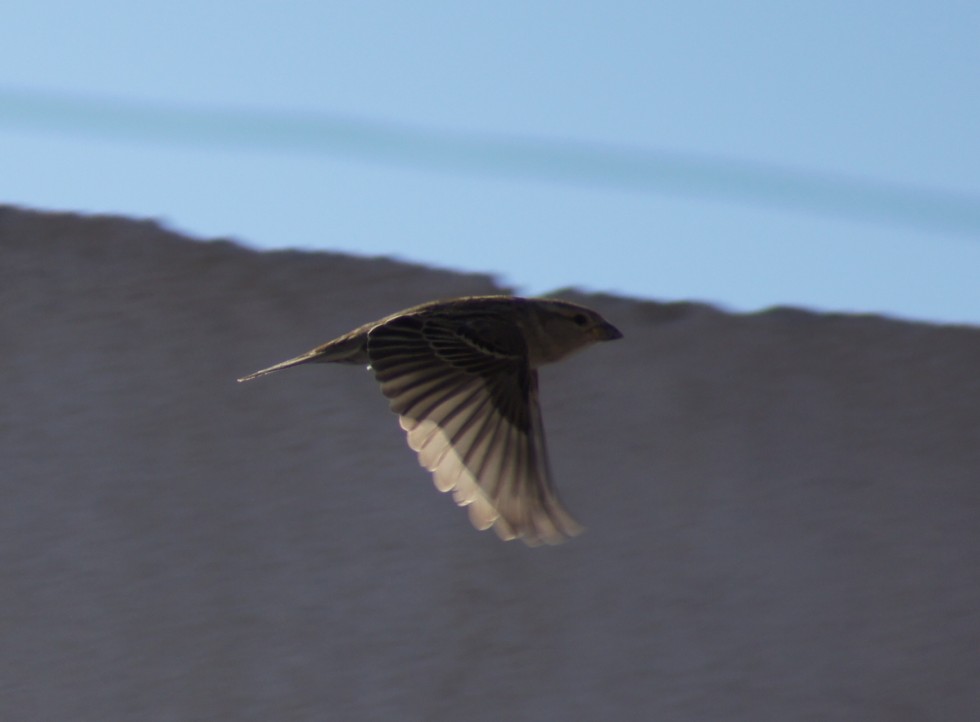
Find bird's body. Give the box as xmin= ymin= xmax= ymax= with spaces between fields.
xmin=239 ymin=295 xmax=622 ymax=545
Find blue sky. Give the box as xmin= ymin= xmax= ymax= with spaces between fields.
xmin=2 ymin=2 xmax=978 ymax=324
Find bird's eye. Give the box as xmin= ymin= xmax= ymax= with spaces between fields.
xmin=572 ymin=313 xmax=589 ymax=326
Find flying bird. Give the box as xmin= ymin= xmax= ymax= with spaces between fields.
xmin=238 ymin=295 xmax=622 ymax=545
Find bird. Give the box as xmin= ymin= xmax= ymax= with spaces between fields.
xmin=238 ymin=295 xmax=622 ymax=545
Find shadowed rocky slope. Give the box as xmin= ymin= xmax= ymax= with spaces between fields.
xmin=2 ymin=205 xmax=978 ymax=721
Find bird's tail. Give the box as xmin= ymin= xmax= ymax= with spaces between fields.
xmin=238 ymin=333 xmax=369 ymax=382
xmin=237 ymin=351 xmax=323 ymax=382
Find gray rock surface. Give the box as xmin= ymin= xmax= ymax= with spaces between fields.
xmin=2 ymin=205 xmax=978 ymax=721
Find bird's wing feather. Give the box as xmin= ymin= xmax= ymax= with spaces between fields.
xmin=367 ymin=314 xmax=581 ymax=545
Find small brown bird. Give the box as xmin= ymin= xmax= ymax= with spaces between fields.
xmin=238 ymin=295 xmax=622 ymax=545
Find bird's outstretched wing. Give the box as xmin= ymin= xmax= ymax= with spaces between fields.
xmin=367 ymin=313 xmax=581 ymax=545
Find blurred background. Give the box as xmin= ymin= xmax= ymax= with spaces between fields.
xmin=2 ymin=1 xmax=978 ymax=324
xmin=4 ymin=6 xmax=980 ymax=717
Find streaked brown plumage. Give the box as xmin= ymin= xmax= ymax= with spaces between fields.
xmin=238 ymin=295 xmax=622 ymax=545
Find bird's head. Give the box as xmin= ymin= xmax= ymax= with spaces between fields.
xmin=526 ymin=299 xmax=622 ymax=366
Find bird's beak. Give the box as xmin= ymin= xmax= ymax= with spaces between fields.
xmin=595 ymin=321 xmax=623 ymax=341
